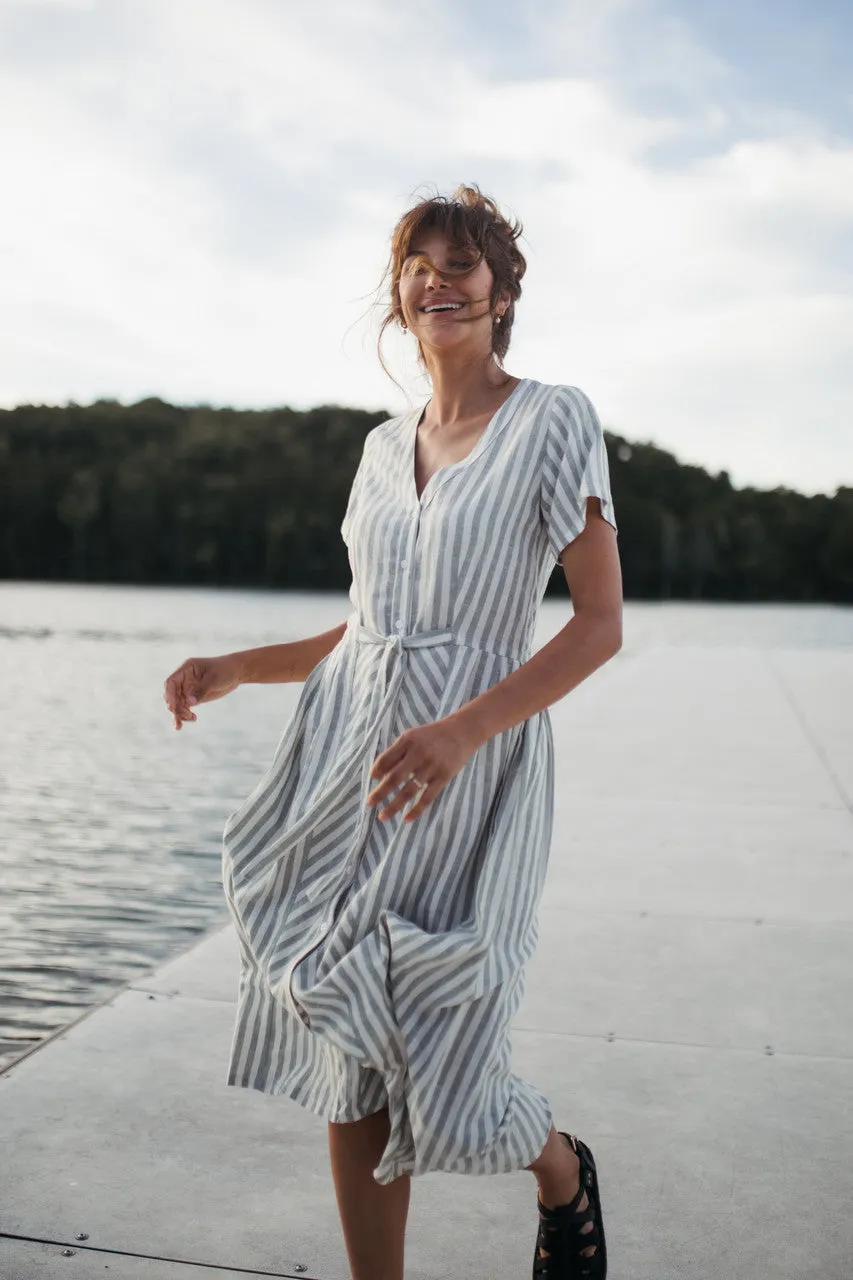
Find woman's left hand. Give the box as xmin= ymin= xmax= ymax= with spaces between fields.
xmin=367 ymin=718 xmax=478 ymax=822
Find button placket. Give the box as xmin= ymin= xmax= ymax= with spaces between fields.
xmin=291 ymin=502 xmax=428 ymax=1028
xmin=395 ymin=510 xmax=421 ymax=637
xmin=287 ymin=621 xmax=454 ymax=1025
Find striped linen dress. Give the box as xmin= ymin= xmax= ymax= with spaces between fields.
xmin=221 ymin=377 xmax=617 ymax=1186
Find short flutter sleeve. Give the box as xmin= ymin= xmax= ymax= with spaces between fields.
xmin=539 ymin=384 xmax=618 ymax=561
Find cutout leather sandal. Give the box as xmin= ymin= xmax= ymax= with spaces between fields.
xmin=532 ymin=1132 xmax=607 ymax=1279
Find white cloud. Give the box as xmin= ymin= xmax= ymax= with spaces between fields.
xmin=0 ymin=0 xmax=850 ymax=494
xmin=0 ymin=0 xmax=96 ymax=8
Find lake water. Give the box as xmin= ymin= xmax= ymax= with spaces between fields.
xmin=2 ymin=581 xmax=852 ymax=1073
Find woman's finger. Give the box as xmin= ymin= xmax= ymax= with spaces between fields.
xmin=369 ymin=739 xmax=408 ymax=786
xmin=164 ymin=665 xmax=202 ymax=717
xmin=373 ymin=774 xmax=415 ymax=819
xmin=403 ymin=777 xmax=435 ymax=822
xmin=366 ymin=764 xmax=414 ymax=812
xmin=163 ymin=676 xmax=177 ymax=710
xmin=376 ymin=772 xmax=431 ymax=821
xmin=164 ymin=674 xmax=188 ymax=713
xmin=174 ymin=706 xmax=197 ymax=730
xmin=164 ymin=671 xmax=198 ymax=727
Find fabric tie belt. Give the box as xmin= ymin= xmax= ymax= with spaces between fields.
xmin=356 ymin=621 xmax=456 ymax=761
xmin=346 ymin=623 xmax=456 ymax=806
xmin=357 ymin=623 xmax=456 ymax=651
xmin=356 ymin=624 xmax=455 ymax=655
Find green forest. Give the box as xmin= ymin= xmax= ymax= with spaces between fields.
xmin=1 ymin=397 xmax=851 ymax=602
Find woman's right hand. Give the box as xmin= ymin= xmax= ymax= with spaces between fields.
xmin=163 ymin=653 xmax=244 ymax=730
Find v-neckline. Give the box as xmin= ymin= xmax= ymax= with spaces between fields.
xmin=409 ymin=377 xmax=528 ymax=505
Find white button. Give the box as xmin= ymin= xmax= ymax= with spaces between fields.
xmin=394 ymin=618 xmax=403 ymax=630
xmin=400 ymin=559 xmax=408 ymax=569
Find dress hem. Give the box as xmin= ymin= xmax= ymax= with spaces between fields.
xmin=225 ymin=1067 xmax=554 ymax=1185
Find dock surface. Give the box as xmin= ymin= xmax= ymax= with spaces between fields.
xmin=3 ymin=630 xmax=852 ymax=1278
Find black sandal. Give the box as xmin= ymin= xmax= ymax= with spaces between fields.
xmin=532 ymin=1132 xmax=607 ymax=1279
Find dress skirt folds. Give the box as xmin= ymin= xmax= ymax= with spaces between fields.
xmin=221 ymin=379 xmax=618 ymax=1185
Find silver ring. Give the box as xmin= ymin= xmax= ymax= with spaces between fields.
xmin=405 ymin=771 xmax=428 ymax=793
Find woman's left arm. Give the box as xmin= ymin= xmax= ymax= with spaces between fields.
xmin=447 ymin=496 xmax=623 ymax=750
xmin=367 ymin=497 xmax=622 ymax=821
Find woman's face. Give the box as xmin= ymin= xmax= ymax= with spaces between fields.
xmin=397 ymin=229 xmax=508 ymax=354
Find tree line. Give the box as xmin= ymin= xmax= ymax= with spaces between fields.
xmin=1 ymin=397 xmax=850 ymax=602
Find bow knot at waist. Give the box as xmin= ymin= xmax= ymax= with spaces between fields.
xmin=357 ymin=623 xmax=455 ymax=653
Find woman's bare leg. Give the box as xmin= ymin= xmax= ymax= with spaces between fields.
xmin=526 ymin=1125 xmax=595 ymax=1259
xmin=328 ymin=1107 xmax=410 ymax=1280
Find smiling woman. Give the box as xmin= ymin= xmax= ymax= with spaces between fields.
xmin=168 ymin=183 xmax=620 ymax=1280
xmin=377 ymin=183 xmax=527 ymax=378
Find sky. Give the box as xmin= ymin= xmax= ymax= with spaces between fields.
xmin=1 ymin=0 xmax=851 ymax=495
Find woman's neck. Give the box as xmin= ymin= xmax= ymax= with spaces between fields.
xmin=421 ymin=355 xmax=516 ymax=428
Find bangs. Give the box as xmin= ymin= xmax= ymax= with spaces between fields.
xmin=392 ymin=199 xmax=489 ymax=276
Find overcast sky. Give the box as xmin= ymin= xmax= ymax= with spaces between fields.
xmin=1 ymin=0 xmax=851 ymax=494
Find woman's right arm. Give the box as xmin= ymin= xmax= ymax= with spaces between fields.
xmin=164 ymin=619 xmax=350 ymax=730
xmin=230 ymin=620 xmax=350 ymax=684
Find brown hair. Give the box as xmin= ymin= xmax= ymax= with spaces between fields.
xmin=376 ymin=183 xmax=527 ymax=385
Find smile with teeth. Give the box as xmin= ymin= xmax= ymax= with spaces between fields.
xmin=421 ymin=302 xmax=464 ymax=313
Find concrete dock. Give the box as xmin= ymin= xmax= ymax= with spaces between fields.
xmin=2 ymin=628 xmax=852 ymax=1278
